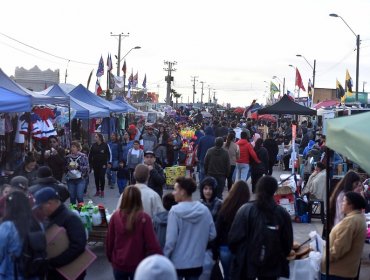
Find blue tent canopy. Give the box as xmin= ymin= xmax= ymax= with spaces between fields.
xmin=0 ymin=68 xmax=69 ymax=105
xmin=112 ymin=97 xmax=137 ymax=112
xmin=0 ymin=87 xmax=31 ymax=112
xmin=68 ymin=84 xmax=126 ymax=113
xmin=47 ymin=85 xmax=110 ymax=119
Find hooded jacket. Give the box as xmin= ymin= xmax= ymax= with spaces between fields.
xmin=153 ymin=211 xmax=169 ymax=249
xmin=164 ymin=201 xmax=216 ymax=269
xmin=204 ymin=146 xmax=230 ymax=177
xmin=197 ymin=127 xmax=215 ymax=163
xmin=303 ymin=140 xmax=316 ymax=158
xmin=236 ymin=139 xmax=260 ymax=164
xmin=199 ymin=176 xmax=223 ymax=221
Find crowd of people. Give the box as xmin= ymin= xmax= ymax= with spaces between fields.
xmin=0 ymin=109 xmax=369 ymax=280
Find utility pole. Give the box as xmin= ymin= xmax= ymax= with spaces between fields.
xmin=191 ymin=76 xmax=198 ymax=104
xmin=208 ymin=86 xmax=211 ymax=104
xmin=111 ymin=32 xmax=129 ymax=76
xmin=200 ymin=81 xmax=205 ymax=106
xmin=164 ymin=61 xmax=177 ymax=105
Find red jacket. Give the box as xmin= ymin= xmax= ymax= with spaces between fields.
xmin=236 ymin=139 xmax=260 ymax=164
xmin=106 ymin=210 xmax=162 ymax=272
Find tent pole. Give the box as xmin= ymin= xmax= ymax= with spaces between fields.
xmin=68 ymin=103 xmax=71 ymax=144
xmin=325 ymin=148 xmax=332 ymax=276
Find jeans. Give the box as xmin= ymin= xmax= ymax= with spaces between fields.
xmin=235 ymin=163 xmax=250 ymax=181
xmin=113 ymin=269 xmax=134 ymax=280
xmin=321 ymin=274 xmax=352 ymax=280
xmin=227 ymin=165 xmax=236 ymax=191
xmin=219 ymin=246 xmax=233 ymax=280
xmin=210 ymin=175 xmax=226 ymax=199
xmin=107 ymin=160 xmax=119 ymax=185
xmin=117 ymin=178 xmax=127 ymax=194
xmin=199 ymin=162 xmax=206 ymax=183
xmin=155 ymin=145 xmax=168 ymax=166
xmin=67 ymin=178 xmax=85 ymax=204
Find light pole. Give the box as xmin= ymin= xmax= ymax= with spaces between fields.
xmin=111 ymin=32 xmax=129 ymax=76
xmin=120 ymin=46 xmax=141 ymax=62
xmin=296 ymin=54 xmax=316 ymax=88
xmin=330 ymin=13 xmax=360 ymax=102
xmin=363 ymin=81 xmax=367 ymax=92
xmin=272 ymin=75 xmax=285 ymax=96
xmin=289 ymin=64 xmax=298 ymax=98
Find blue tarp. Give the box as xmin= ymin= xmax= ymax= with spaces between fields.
xmin=68 ymin=84 xmax=126 ymax=113
xmin=112 ymin=97 xmax=137 ymax=112
xmin=0 ymin=87 xmax=31 ymax=112
xmin=47 ymin=85 xmax=110 ymax=119
xmin=0 ymin=68 xmax=69 ymax=105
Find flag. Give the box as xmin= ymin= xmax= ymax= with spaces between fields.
xmin=295 ymin=68 xmax=306 ymax=91
xmin=128 ymin=71 xmax=133 ymax=84
xmin=127 ymin=81 xmax=132 ymax=99
xmin=96 ymin=56 xmax=104 ymax=77
xmin=87 ymin=69 xmax=93 ymax=90
xmin=122 ymin=60 xmax=127 ymax=76
xmin=113 ymin=75 xmax=124 ymax=89
xmin=243 ymin=99 xmax=257 ymax=118
xmin=142 ymin=74 xmax=147 ymax=88
xmin=336 ymin=79 xmax=345 ymax=99
xmin=270 ymin=82 xmax=279 ymax=93
xmin=345 ymin=69 xmax=353 ymax=93
xmin=308 ymin=79 xmax=313 ymax=98
xmin=107 ymin=53 xmax=113 ymax=72
xmin=108 ymin=72 xmax=115 ymax=89
xmin=287 ymin=90 xmax=294 ymax=100
xmin=95 ymin=79 xmax=103 ymax=96
xmin=133 ymin=71 xmax=138 ymax=87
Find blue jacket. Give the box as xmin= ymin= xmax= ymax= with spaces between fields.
xmin=108 ymin=140 xmax=122 ymax=162
xmin=121 ymin=140 xmax=134 ymax=164
xmin=164 ymin=201 xmax=216 ymax=269
xmin=197 ymin=127 xmax=215 ymax=163
xmin=0 ymin=221 xmax=24 ymax=280
xmin=303 ymin=140 xmax=316 ymax=158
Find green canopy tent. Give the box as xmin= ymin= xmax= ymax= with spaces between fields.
xmin=326 ymin=111 xmax=370 ymax=174
xmin=324 ymin=111 xmax=370 ymax=275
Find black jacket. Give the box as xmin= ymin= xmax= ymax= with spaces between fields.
xmin=204 ymin=146 xmax=230 ymax=177
xmin=29 ymin=177 xmax=70 ymax=202
xmin=251 ymin=147 xmax=269 ymax=174
xmin=47 ymin=204 xmax=86 ymax=269
xmin=263 ymin=138 xmax=279 ymax=164
xmin=228 ymin=201 xmax=293 ymax=279
xmin=89 ymin=142 xmax=111 ymax=168
xmin=148 ymin=163 xmax=166 ymax=198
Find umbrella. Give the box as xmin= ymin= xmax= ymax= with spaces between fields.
xmin=258 ymin=114 xmax=277 ymax=122
xmin=233 ymin=107 xmax=244 ymax=114
xmin=314 ymin=100 xmax=340 ymax=109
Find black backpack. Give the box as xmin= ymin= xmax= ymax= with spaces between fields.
xmin=15 ymin=219 xmax=48 ymax=279
xmin=248 ymin=205 xmax=284 ymax=269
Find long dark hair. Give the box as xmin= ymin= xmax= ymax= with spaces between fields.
xmin=329 ymin=170 xmax=360 ymax=230
xmin=225 ymin=132 xmax=235 ymax=149
xmin=119 ymin=186 xmax=143 ymax=233
xmin=254 ymin=138 xmax=264 ymax=150
xmin=3 ymin=191 xmax=32 ymax=241
xmin=218 ymin=180 xmax=250 ymax=229
xmin=255 ymin=175 xmax=278 ymax=213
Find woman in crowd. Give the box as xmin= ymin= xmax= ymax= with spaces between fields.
xmin=65 ymin=141 xmax=89 ymax=205
xmin=228 ymin=176 xmax=293 ymax=280
xmin=164 ymin=177 xmax=216 ymax=280
xmin=328 ymin=170 xmax=362 ymax=232
xmin=121 ymin=131 xmax=133 ymax=164
xmin=12 ymin=152 xmax=38 ymax=185
xmin=223 ymin=131 xmax=240 ymax=191
xmin=199 ymin=176 xmax=223 ymax=221
xmin=0 ymin=191 xmax=43 ymax=279
xmin=215 ymin=180 xmax=251 ymax=280
xmin=89 ymin=133 xmax=111 ymax=198
xmin=263 ymin=131 xmax=279 ymax=176
xmin=251 ymin=138 xmax=269 ymax=193
xmin=107 ymin=132 xmax=122 ymax=189
xmin=321 ymin=192 xmax=367 ymax=280
xmin=106 ymin=186 xmax=162 ymax=280
xmin=155 ymin=125 xmax=169 ymax=167
xmin=44 ymin=135 xmax=65 ymax=181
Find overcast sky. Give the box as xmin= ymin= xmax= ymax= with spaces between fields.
xmin=1 ymin=0 xmax=370 ymax=107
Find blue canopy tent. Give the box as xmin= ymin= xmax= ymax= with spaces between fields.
xmin=112 ymin=97 xmax=137 ymax=112
xmin=46 ymin=85 xmax=110 ymax=119
xmin=0 ymin=87 xmax=31 ymax=112
xmin=68 ymin=84 xmax=126 ymax=113
xmin=0 ymin=68 xmax=69 ymax=105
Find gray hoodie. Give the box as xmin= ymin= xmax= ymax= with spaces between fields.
xmin=153 ymin=211 xmax=169 ymax=249
xmin=164 ymin=201 xmax=216 ymax=269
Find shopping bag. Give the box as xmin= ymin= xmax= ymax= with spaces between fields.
xmin=210 ymin=261 xmax=224 ymax=280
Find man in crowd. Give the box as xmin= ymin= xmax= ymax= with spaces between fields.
xmin=143 ymin=151 xmax=166 ymax=198
xmin=142 ymin=125 xmax=158 ymax=152
xmin=197 ymin=126 xmax=215 ymax=182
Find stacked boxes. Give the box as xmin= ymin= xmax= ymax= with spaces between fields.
xmin=165 ymin=166 xmax=187 ymax=187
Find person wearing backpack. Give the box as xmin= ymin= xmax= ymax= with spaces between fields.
xmin=34 ymin=187 xmax=87 ymax=280
xmin=0 ymin=191 xmax=47 ymax=280
xmin=228 ymin=176 xmax=293 ymax=280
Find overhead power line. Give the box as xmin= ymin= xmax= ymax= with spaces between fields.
xmin=0 ymin=31 xmax=96 ymax=66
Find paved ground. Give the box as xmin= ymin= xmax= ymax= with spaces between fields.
xmin=82 ymin=167 xmax=370 ymax=280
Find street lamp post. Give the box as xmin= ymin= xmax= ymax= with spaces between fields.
xmin=111 ymin=32 xmax=129 ymax=76
xmin=296 ymin=54 xmax=316 ymax=102
xmin=330 ymin=13 xmax=360 ymax=102
xmin=118 ymin=46 xmax=141 ymax=98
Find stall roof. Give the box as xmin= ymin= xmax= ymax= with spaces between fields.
xmin=46 ymin=85 xmax=109 ymax=119
xmin=0 ymin=87 xmax=31 ymax=112
xmin=258 ymin=94 xmax=316 ymax=116
xmin=326 ymin=111 xmax=370 ymax=174
xmin=111 ymin=97 xmax=137 ymax=112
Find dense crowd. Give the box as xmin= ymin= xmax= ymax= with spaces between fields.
xmin=0 ymin=109 xmax=369 ymax=280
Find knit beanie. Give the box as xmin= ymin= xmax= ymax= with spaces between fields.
xmin=134 ymin=255 xmax=177 ymax=280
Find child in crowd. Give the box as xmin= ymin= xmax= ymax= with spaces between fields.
xmin=153 ymin=193 xmax=177 ymax=249
xmin=116 ymin=160 xmax=130 ymax=195
xmin=0 ymin=184 xmax=11 ymax=198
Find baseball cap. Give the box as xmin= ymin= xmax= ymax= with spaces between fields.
xmin=10 ymin=176 xmax=29 ymax=191
xmin=144 ymin=151 xmax=156 ymax=157
xmin=33 ymin=187 xmax=60 ymax=208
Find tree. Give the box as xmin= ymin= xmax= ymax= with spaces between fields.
xmin=171 ymin=89 xmax=181 ymax=108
